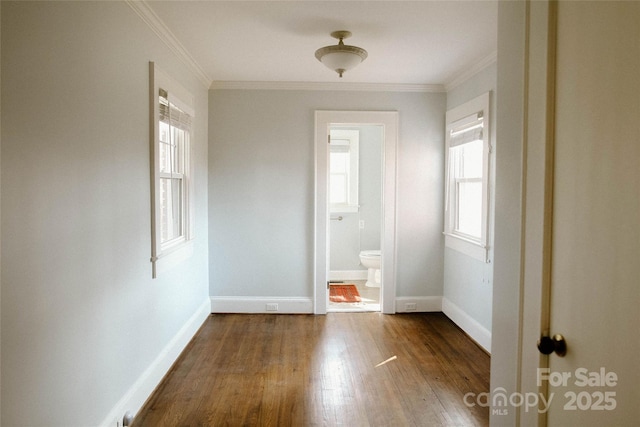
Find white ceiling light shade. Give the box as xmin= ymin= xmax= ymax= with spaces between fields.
xmin=315 ymin=31 xmax=368 ymax=78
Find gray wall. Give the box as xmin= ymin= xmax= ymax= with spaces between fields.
xmin=330 ymin=125 xmax=382 ymax=272
xmin=1 ymin=2 xmax=209 ymax=425
xmin=208 ymin=89 xmax=445 ymax=298
xmin=444 ymin=62 xmax=496 ymax=332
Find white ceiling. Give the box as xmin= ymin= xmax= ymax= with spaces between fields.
xmin=145 ymin=1 xmax=498 ymax=88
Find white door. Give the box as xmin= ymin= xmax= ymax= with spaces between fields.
xmin=543 ymin=2 xmax=639 ymax=425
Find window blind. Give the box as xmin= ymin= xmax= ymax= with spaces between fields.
xmin=449 ymin=112 xmax=483 ymax=147
xmin=330 ymin=135 xmax=351 ymax=153
xmin=159 ymin=88 xmax=192 ymax=131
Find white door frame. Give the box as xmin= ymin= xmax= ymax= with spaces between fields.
xmin=519 ymin=2 xmax=557 ymax=425
xmin=314 ymin=111 xmax=398 ymax=314
xmin=492 ymin=1 xmax=558 ymax=425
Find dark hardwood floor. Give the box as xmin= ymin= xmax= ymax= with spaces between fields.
xmin=132 ymin=313 xmax=490 ymax=427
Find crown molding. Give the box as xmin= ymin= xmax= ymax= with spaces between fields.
xmin=444 ymin=51 xmax=497 ymax=92
xmin=209 ymin=81 xmax=446 ymax=93
xmin=126 ymin=0 xmax=211 ymax=88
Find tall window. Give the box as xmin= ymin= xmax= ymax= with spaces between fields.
xmin=329 ymin=129 xmax=359 ymax=213
xmin=444 ymin=92 xmax=491 ymax=261
xmin=150 ymin=63 xmax=194 ymax=277
xmin=158 ymin=89 xmax=190 ymax=246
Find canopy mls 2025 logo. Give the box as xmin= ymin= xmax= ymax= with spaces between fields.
xmin=464 ymin=367 xmax=618 ymax=415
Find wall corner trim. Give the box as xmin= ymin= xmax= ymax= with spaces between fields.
xmin=444 ymin=51 xmax=497 ymax=92
xmin=442 ymin=297 xmax=491 ymax=353
xmin=98 ymin=297 xmax=211 ymax=427
xmin=210 ymin=81 xmax=446 ymax=93
xmin=126 ymin=0 xmax=211 ymax=88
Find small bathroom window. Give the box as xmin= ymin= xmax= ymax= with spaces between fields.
xmin=329 ymin=129 xmax=359 ymax=213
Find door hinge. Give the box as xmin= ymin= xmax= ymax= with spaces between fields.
xmin=328 ymin=135 xmax=331 ymax=144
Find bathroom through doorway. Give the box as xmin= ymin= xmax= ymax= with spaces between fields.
xmin=327 ymin=125 xmax=383 ymax=312
xmin=314 ymin=111 xmax=398 ymax=314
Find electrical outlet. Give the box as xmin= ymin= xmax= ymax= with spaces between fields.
xmin=405 ymin=302 xmax=417 ymax=311
xmin=266 ymin=303 xmax=278 ymax=311
xmin=359 ymin=220 xmax=365 ymax=229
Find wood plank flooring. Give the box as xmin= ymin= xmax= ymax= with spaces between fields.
xmin=132 ymin=313 xmax=490 ymax=427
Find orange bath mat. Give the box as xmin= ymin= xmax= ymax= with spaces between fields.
xmin=329 ymin=284 xmax=362 ymax=303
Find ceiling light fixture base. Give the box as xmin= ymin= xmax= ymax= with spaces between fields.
xmin=330 ymin=30 xmax=352 ymax=41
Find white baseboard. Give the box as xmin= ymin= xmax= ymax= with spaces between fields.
xmin=395 ymin=296 xmax=443 ymax=313
xmin=99 ymin=297 xmax=211 ymax=427
xmin=442 ymin=297 xmax=491 ymax=353
xmin=329 ymin=270 xmax=367 ymax=281
xmin=210 ymin=296 xmax=314 ymax=314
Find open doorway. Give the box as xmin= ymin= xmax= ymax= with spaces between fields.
xmin=314 ymin=111 xmax=398 ymax=314
xmin=327 ymin=125 xmax=382 ymax=312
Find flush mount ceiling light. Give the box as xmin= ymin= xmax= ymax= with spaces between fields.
xmin=315 ymin=31 xmax=368 ymax=78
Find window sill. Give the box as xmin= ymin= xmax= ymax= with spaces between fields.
xmin=444 ymin=233 xmax=487 ymax=262
xmin=155 ymin=240 xmax=194 ymax=275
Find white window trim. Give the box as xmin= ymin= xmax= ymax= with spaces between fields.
xmin=444 ymin=92 xmax=491 ymax=262
xmin=149 ymin=62 xmax=195 ymax=278
xmin=329 ymin=129 xmax=360 ymax=213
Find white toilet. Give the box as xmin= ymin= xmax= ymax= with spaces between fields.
xmin=359 ymin=250 xmax=381 ymax=287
